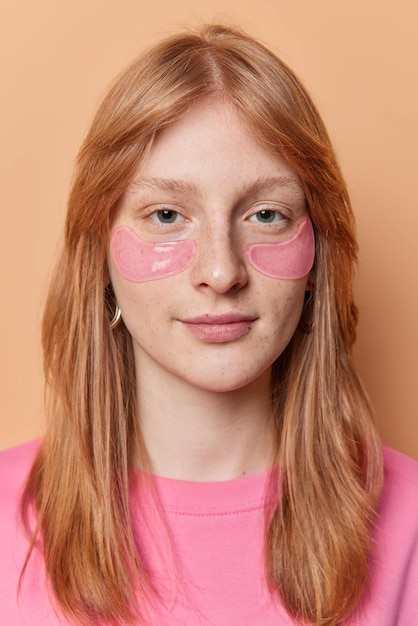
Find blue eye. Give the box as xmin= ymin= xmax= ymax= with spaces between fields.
xmin=249 ymin=209 xmax=284 ymax=223
xmin=154 ymin=209 xmax=179 ymax=223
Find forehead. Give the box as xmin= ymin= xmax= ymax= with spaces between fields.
xmin=126 ymin=99 xmax=304 ymax=199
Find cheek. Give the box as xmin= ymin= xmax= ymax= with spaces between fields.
xmin=269 ymin=282 xmax=307 ymax=347
xmin=246 ymin=217 xmax=315 ymax=279
xmin=110 ymin=226 xmax=196 ymax=282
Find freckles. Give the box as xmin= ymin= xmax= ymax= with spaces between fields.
xmin=246 ymin=217 xmax=315 ymax=280
xmin=110 ymin=226 xmax=196 ymax=282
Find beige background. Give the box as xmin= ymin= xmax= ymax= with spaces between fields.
xmin=1 ymin=0 xmax=417 ymax=459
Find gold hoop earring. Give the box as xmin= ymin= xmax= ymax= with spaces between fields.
xmin=110 ymin=304 xmax=122 ymax=329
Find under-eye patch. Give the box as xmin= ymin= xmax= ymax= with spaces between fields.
xmin=111 ymin=226 xmax=196 ymax=282
xmin=246 ymin=217 xmax=315 ymax=279
xmin=110 ymin=216 xmax=315 ymax=283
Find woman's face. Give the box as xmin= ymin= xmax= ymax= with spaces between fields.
xmin=108 ymin=100 xmax=312 ymax=393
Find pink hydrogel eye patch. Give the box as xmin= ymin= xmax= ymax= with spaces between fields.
xmin=246 ymin=217 xmax=315 ymax=279
xmin=111 ymin=226 xmax=196 ymax=282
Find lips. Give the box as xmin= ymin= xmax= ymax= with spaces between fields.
xmin=180 ymin=313 xmax=257 ymax=343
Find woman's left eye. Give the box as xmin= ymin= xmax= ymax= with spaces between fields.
xmin=150 ymin=209 xmax=185 ymax=224
xmin=248 ymin=209 xmax=285 ymax=224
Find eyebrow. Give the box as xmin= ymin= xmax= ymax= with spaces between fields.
xmin=127 ymin=176 xmax=201 ymax=197
xmin=126 ymin=174 xmax=304 ymax=201
xmin=237 ymin=175 xmax=305 ymax=202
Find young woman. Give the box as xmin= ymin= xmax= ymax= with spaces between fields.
xmin=1 ymin=24 xmax=417 ymax=626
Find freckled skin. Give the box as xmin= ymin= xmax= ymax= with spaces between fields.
xmin=108 ymin=101 xmax=311 ymax=394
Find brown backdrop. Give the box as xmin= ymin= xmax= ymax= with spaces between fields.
xmin=1 ymin=0 xmax=417 ymax=459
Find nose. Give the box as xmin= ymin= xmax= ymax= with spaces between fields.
xmin=190 ymin=224 xmax=248 ymax=294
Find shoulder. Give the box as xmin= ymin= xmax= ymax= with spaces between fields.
xmin=0 ymin=439 xmax=41 ymax=492
xmin=381 ymin=446 xmax=418 ymax=510
xmin=383 ymin=444 xmax=418 ymax=476
xmin=375 ymin=446 xmax=418 ymax=568
xmin=348 ymin=448 xmax=418 ymax=624
xmin=0 ymin=438 xmax=41 ymax=468
xmin=377 ymin=445 xmax=418 ymax=532
xmin=0 ymin=439 xmax=41 ymax=517
xmin=0 ymin=438 xmax=41 ymax=534
xmin=0 ymin=440 xmax=44 ymax=620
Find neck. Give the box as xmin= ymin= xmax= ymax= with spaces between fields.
xmin=134 ymin=360 xmax=276 ymax=482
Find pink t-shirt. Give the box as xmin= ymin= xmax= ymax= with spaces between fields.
xmin=0 ymin=439 xmax=417 ymax=624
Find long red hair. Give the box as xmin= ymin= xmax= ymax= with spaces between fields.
xmin=21 ymin=24 xmax=383 ymax=625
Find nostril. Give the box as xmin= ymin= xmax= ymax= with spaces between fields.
xmin=190 ymin=237 xmax=249 ymax=294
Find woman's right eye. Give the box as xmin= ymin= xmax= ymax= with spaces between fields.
xmin=149 ymin=209 xmax=186 ymax=225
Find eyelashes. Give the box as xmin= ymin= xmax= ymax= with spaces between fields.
xmin=140 ymin=204 xmax=290 ymax=235
xmin=247 ymin=208 xmax=287 ymax=225
xmin=148 ymin=209 xmax=187 ymax=225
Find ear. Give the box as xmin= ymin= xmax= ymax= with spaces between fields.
xmin=305 ymin=278 xmax=315 ymax=292
xmin=305 ymin=266 xmax=316 ymax=292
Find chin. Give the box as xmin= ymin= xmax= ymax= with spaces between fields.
xmin=182 ymin=369 xmax=270 ymax=394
